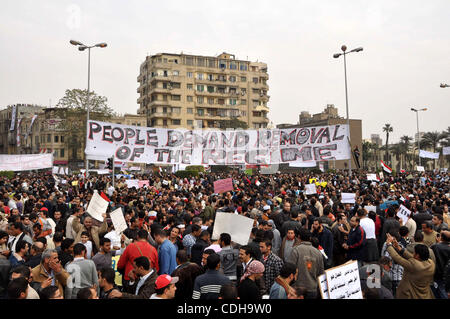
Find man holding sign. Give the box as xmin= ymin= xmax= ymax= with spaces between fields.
xmin=72 ymin=209 xmax=109 ymax=256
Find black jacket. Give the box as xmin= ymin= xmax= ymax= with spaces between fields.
xmin=238 ymin=278 xmax=261 ymax=300
xmin=347 ymin=225 xmax=366 ymax=261
xmin=191 ymin=239 xmax=210 ymax=266
xmin=431 ymin=242 xmax=450 ymax=281
xmin=25 ymin=254 xmax=42 ymax=269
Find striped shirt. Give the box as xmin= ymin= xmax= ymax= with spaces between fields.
xmin=192 ymin=269 xmax=231 ymax=300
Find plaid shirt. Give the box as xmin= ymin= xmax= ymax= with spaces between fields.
xmin=381 ymin=242 xmax=404 ymax=282
xmin=262 ymin=253 xmax=284 ymax=294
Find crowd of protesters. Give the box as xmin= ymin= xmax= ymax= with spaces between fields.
xmin=0 ymin=167 xmax=449 ymax=300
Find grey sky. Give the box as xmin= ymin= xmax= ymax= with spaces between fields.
xmin=1 ymin=0 xmax=449 ymax=144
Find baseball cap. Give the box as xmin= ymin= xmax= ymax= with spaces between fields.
xmin=263 ymin=205 xmax=270 ymax=211
xmin=155 ymin=275 xmax=179 ymax=290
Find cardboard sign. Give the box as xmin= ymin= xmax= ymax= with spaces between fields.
xmin=86 ymin=192 xmax=108 ymax=222
xmin=318 ymin=274 xmax=330 ymax=299
xmin=397 ymin=204 xmax=411 ymax=225
xmin=341 ymin=193 xmax=356 ymax=204
xmin=416 ymin=166 xmax=425 ymax=172
xmin=364 ymin=206 xmax=377 ymax=213
xmin=325 ymin=260 xmax=362 ymax=299
xmin=213 ymin=178 xmax=233 ymax=194
xmin=367 ymin=174 xmax=378 ymax=181
xmin=212 ymin=212 xmax=254 ymax=245
xmin=138 ymin=180 xmax=150 ymax=188
xmin=305 ymin=184 xmax=317 ymax=195
xmin=125 ymin=179 xmax=139 ymax=188
xmin=71 ymin=181 xmax=79 ymax=186
xmin=110 ymin=207 xmax=127 ymax=235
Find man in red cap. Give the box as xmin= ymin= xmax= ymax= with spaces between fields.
xmin=150 ymin=274 xmax=178 ymax=299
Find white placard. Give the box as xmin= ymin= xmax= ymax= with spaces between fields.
xmin=318 ymin=274 xmax=330 ymax=299
xmin=419 ymin=150 xmax=439 ymax=159
xmin=86 ymin=192 xmax=109 ymax=222
xmin=416 ymin=166 xmax=425 ymax=172
xmin=397 ymin=204 xmax=411 ymax=225
xmin=125 ymin=179 xmax=139 ymax=188
xmin=289 ymin=161 xmax=317 ymax=167
xmin=366 ymin=174 xmax=378 ymax=181
xmin=379 ymin=172 xmax=384 ymax=179
xmin=0 ymin=154 xmax=53 ymax=171
xmin=341 ymin=193 xmax=356 ymax=204
xmin=364 ymin=206 xmax=377 ymax=213
xmin=305 ymin=183 xmax=317 ymax=195
xmin=110 ymin=208 xmax=127 ymax=235
xmin=325 ymin=260 xmax=362 ymax=299
xmin=52 ymin=166 xmax=69 ymax=175
xmin=443 ymin=146 xmax=450 ymax=156
xmin=212 ymin=212 xmax=254 ymax=246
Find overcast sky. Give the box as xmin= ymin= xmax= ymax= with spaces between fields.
xmin=1 ymin=0 xmax=449 ymax=144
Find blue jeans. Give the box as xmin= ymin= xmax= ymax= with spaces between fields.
xmin=431 ymin=280 xmax=448 ymax=299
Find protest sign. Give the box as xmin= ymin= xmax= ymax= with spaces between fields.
xmin=364 ymin=206 xmax=377 ymax=213
xmin=318 ymin=274 xmax=330 ymax=299
xmin=305 ymin=184 xmax=317 ymax=195
xmin=244 ymin=168 xmax=253 ymax=175
xmin=138 ymin=180 xmax=150 ymax=188
xmin=419 ymin=150 xmax=439 ymax=159
xmin=289 ymin=161 xmax=317 ymax=167
xmin=125 ymin=179 xmax=139 ymax=188
xmin=71 ymin=181 xmax=78 ymax=186
xmin=111 ymin=256 xmax=123 ymax=287
xmin=86 ymin=192 xmax=108 ymax=222
xmin=325 ymin=260 xmax=362 ymax=299
xmin=341 ymin=193 xmax=356 ymax=204
xmin=52 ymin=166 xmax=69 ymax=175
xmin=444 ymin=146 xmax=450 ymax=156
xmin=367 ymin=174 xmax=378 ymax=181
xmin=379 ymin=172 xmax=384 ymax=179
xmin=212 ymin=212 xmax=254 ymax=245
xmin=416 ymin=166 xmax=425 ymax=172
xmin=0 ymin=154 xmax=53 ymax=171
xmin=110 ymin=208 xmax=127 ymax=235
xmin=85 ymin=120 xmax=350 ymax=165
xmin=379 ymin=200 xmax=398 ymax=211
xmin=214 ymin=178 xmax=233 ymax=194
xmin=397 ymin=204 xmax=411 ymax=225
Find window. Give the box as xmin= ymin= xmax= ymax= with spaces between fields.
xmin=253 ymin=77 xmax=258 ymax=84
xmin=196 ymin=85 xmax=204 ymax=92
xmin=187 ymin=120 xmax=193 ymax=126
xmin=60 ymin=148 xmax=65 ymax=157
xmin=172 ymin=82 xmax=181 ymax=88
xmin=53 ymin=149 xmax=58 ymax=157
xmin=162 ymin=95 xmax=168 ymax=101
xmin=219 ymin=60 xmax=227 ymax=69
xmin=207 ymin=74 xmax=214 ymax=81
xmin=187 ymin=108 xmax=193 ymax=114
xmin=207 ymin=86 xmax=214 ymax=93
xmin=163 ymin=70 xmax=168 ymax=77
xmin=163 ymin=58 xmax=168 ymax=63
xmin=54 ymin=135 xmax=59 ymax=143
xmin=187 ymin=83 xmax=193 ymax=90
xmin=151 ymin=107 xmax=156 ymax=113
xmin=208 ymin=59 xmax=216 ymax=68
xmin=229 ymin=99 xmax=237 ymax=106
xmin=218 ymin=75 xmax=226 ymax=82
xmin=187 ymin=96 xmax=193 ymax=102
xmin=241 ymin=99 xmax=247 ymax=105
xmin=253 ymin=100 xmax=259 ymax=107
xmin=163 ymin=119 xmax=168 ymax=126
xmin=252 ymin=88 xmax=260 ymax=94
xmin=172 ymin=107 xmax=181 ymax=114
xmin=229 ymin=76 xmax=236 ymax=82
xmin=197 ymin=108 xmax=204 ymax=116
xmin=218 ymin=99 xmax=225 ymax=105
xmin=172 ymin=95 xmax=181 ymax=101
xmin=207 ymin=98 xmax=214 ymax=105
xmin=241 ymin=88 xmax=247 ymax=94
xmin=197 ymin=58 xmax=205 ymax=67
xmin=187 ymin=72 xmax=193 ymax=78
xmin=197 ymin=96 xmax=204 ymax=104
xmin=172 ymin=119 xmax=181 ymax=125
xmin=240 ymin=63 xmax=248 ymax=71
xmin=241 ymin=76 xmax=247 ymax=82
xmin=241 ymin=111 xmax=247 ymax=116
xmin=185 ymin=57 xmax=194 ymax=66
xmin=217 ymin=86 xmax=226 ymax=94
xmin=197 ymin=73 xmax=204 ymax=80
xmin=163 ymin=107 xmax=168 ymax=114
xmin=47 ymin=134 xmax=51 ymax=142
xmin=173 ymin=70 xmax=179 ymax=76
xmin=163 ymin=82 xmax=168 ymax=89
xmin=230 ymin=62 xmax=237 ymax=69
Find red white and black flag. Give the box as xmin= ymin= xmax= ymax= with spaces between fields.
xmin=380 ymin=160 xmax=392 ymax=174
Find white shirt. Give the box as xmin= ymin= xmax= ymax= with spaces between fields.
xmin=359 ymin=217 xmax=376 ymax=239
xmin=82 ymin=241 xmax=93 ymax=259
xmin=149 ymin=293 xmax=162 ymax=299
xmin=136 ymin=270 xmax=154 ymax=295
xmin=105 ymin=231 xmax=123 ymax=255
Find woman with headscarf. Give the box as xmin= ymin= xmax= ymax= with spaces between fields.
xmin=237 ymin=260 xmax=265 ymax=300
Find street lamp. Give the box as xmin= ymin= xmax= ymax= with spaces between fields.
xmin=333 ymin=45 xmax=363 ymax=176
xmin=69 ymin=39 xmax=107 ymax=177
xmin=440 ymin=83 xmax=450 ymax=88
xmin=410 ymin=107 xmax=427 ymax=167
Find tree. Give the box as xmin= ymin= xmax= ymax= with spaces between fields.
xmin=218 ymin=117 xmax=249 ymax=130
xmin=382 ymin=124 xmax=393 ymax=163
xmin=421 ymin=131 xmax=446 ymax=169
xmin=362 ymin=141 xmax=372 ymax=170
xmin=390 ymin=143 xmax=403 ymax=171
xmin=400 ymin=135 xmax=413 ymax=170
xmin=55 ymin=89 xmax=115 ymax=163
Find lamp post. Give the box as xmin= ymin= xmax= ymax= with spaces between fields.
xmin=69 ymin=40 xmax=107 ymax=177
xmin=333 ymin=45 xmax=363 ymax=176
xmin=410 ymin=107 xmax=427 ymax=167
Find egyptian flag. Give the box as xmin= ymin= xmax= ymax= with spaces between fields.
xmin=380 ymin=160 xmax=392 ymax=174
xmin=100 ymin=192 xmax=110 ymax=203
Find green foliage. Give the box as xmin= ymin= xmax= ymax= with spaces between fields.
xmin=185 ymin=165 xmax=205 ymax=172
xmin=175 ymin=170 xmax=199 ymax=178
xmin=218 ymin=118 xmax=249 ymax=129
xmin=0 ymin=171 xmax=15 ymax=179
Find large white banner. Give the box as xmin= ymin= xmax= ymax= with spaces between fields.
xmin=85 ymin=120 xmax=350 ymax=166
xmin=419 ymin=150 xmax=439 ymax=159
xmin=0 ymin=154 xmax=53 ymax=171
xmin=443 ymin=146 xmax=450 ymax=156
xmin=10 ymin=105 xmax=17 ymax=131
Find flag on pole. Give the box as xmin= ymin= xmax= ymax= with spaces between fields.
xmin=100 ymin=192 xmax=110 ymax=202
xmin=380 ymin=160 xmax=392 ymax=174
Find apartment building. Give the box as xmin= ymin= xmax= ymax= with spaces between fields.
xmin=137 ymin=52 xmax=270 ymax=129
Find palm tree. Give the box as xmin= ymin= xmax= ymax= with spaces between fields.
xmin=362 ymin=141 xmax=372 ymax=170
xmin=390 ymin=143 xmax=403 ymax=171
xmin=421 ymin=131 xmax=446 ymax=169
xmin=382 ymin=124 xmax=393 ymax=163
xmin=400 ymin=135 xmax=413 ymax=170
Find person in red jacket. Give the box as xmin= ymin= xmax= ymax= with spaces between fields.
xmin=117 ymin=229 xmax=159 ymax=293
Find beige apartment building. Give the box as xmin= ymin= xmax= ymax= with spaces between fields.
xmin=137 ymin=52 xmax=270 ymax=129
